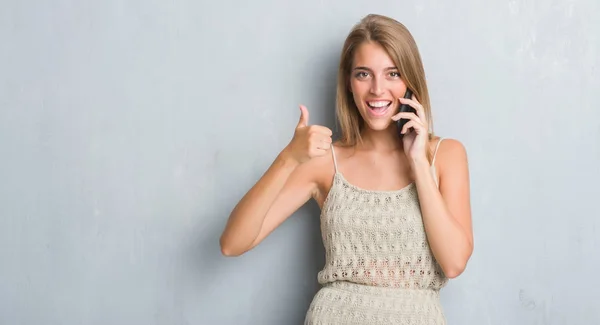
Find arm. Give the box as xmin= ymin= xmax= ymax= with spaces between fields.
xmin=411 ymin=139 xmax=473 ymax=278
xmin=219 ymin=105 xmax=332 ymax=256
xmin=219 ymin=148 xmax=317 ymax=256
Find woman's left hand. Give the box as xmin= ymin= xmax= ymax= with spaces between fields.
xmin=391 ymin=95 xmax=429 ymax=164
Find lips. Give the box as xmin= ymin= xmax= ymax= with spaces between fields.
xmin=366 ymin=100 xmax=392 ymax=116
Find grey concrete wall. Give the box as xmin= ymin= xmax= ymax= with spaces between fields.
xmin=1 ymin=0 xmax=599 ymax=324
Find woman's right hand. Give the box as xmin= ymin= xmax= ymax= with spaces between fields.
xmin=220 ymin=105 xmax=331 ymax=256
xmin=284 ymin=105 xmax=333 ymax=164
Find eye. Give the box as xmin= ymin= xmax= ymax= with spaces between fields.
xmin=355 ymin=71 xmax=369 ymax=79
xmin=389 ymin=71 xmax=400 ymax=78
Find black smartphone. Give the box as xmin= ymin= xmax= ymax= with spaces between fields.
xmin=396 ymin=89 xmax=415 ymax=138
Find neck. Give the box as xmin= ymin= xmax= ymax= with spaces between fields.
xmin=357 ymin=126 xmax=402 ymax=152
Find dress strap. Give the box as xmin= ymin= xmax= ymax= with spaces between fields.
xmin=330 ymin=145 xmax=339 ymax=173
xmin=431 ymin=137 xmax=445 ymax=166
xmin=430 ymin=138 xmax=445 ymax=188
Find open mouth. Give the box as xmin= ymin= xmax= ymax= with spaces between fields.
xmin=366 ymin=100 xmax=392 ymax=116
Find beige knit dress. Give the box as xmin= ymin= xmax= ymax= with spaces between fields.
xmin=304 ymin=140 xmax=448 ymax=325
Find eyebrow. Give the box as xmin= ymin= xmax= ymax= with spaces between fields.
xmin=353 ymin=66 xmax=398 ymax=71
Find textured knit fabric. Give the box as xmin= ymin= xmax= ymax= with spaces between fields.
xmin=304 ymin=139 xmax=448 ymax=325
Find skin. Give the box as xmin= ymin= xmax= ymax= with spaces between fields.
xmin=219 ymin=41 xmax=473 ymax=279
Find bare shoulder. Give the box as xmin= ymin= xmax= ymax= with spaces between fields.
xmin=432 ymin=137 xmax=470 ymax=208
xmin=431 ymin=137 xmax=468 ymax=172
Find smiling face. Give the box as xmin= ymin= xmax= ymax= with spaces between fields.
xmin=349 ymin=41 xmax=408 ymax=132
xmin=335 ymin=14 xmax=432 ymax=147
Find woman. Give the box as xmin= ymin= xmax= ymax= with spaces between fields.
xmin=220 ymin=14 xmax=473 ymax=324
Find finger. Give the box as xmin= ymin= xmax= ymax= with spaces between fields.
xmin=398 ymin=96 xmax=417 ymax=107
xmin=401 ymin=120 xmax=425 ymax=135
xmin=391 ymin=112 xmax=419 ymax=122
xmin=400 ymin=96 xmax=426 ymax=122
xmin=310 ymin=132 xmax=332 ymax=142
xmin=297 ymin=105 xmax=309 ymax=128
xmin=310 ymin=147 xmax=329 ymax=158
xmin=316 ymin=143 xmax=330 ymax=151
xmin=398 ymin=97 xmax=424 ymax=113
xmin=309 ymin=125 xmax=333 ymax=136
xmin=316 ymin=139 xmax=332 ymax=150
xmin=312 ymin=134 xmax=332 ymax=149
xmin=401 ymin=120 xmax=416 ymax=135
xmin=410 ymin=95 xmax=427 ymax=121
xmin=318 ymin=134 xmax=333 ymax=143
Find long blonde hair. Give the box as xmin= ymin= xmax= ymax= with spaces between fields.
xmin=335 ymin=14 xmax=435 ymax=161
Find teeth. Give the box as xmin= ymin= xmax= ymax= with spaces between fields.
xmin=367 ymin=101 xmax=390 ymax=108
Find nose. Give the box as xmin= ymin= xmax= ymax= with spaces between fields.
xmin=370 ymin=75 xmax=384 ymax=96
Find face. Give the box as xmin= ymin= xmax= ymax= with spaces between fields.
xmin=349 ymin=41 xmax=407 ymax=131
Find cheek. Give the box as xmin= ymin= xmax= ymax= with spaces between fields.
xmin=393 ymin=89 xmax=405 ymax=100
xmin=350 ymin=92 xmax=363 ymax=109
xmin=349 ymin=80 xmax=368 ymax=97
xmin=349 ymin=79 xmax=358 ymax=93
xmin=350 ymin=89 xmax=367 ymax=107
xmin=395 ymin=82 xmax=408 ymax=97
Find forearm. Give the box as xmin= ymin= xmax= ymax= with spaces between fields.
xmin=412 ymin=160 xmax=473 ymax=278
xmin=220 ymin=148 xmax=299 ymax=255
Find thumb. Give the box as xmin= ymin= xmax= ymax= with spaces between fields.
xmin=297 ymin=105 xmax=309 ymax=128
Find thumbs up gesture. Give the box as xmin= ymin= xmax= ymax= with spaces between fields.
xmin=285 ymin=105 xmax=333 ymax=164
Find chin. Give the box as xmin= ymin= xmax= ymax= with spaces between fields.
xmin=358 ymin=110 xmax=397 ymax=132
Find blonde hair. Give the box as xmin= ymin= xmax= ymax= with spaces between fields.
xmin=335 ymin=14 xmax=435 ymax=161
